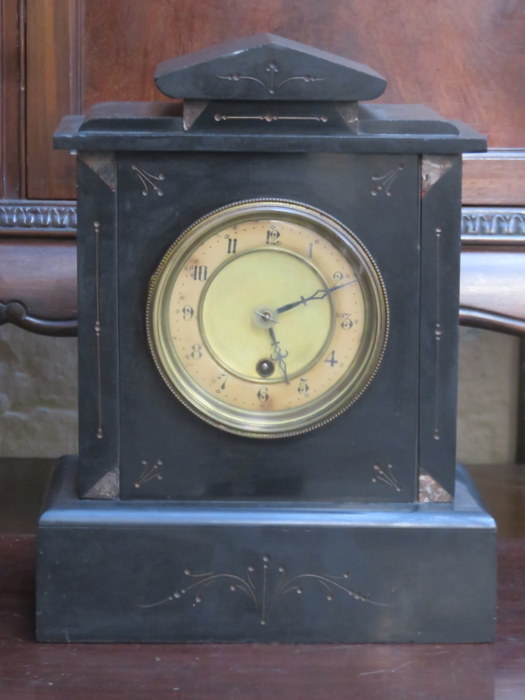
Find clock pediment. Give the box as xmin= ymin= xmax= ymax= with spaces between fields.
xmin=154 ymin=33 xmax=387 ymax=102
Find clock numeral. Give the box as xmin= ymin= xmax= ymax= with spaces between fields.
xmin=190 ymin=344 xmax=203 ymax=360
xmin=266 ymin=228 xmax=281 ymax=245
xmin=181 ymin=305 xmax=194 ymax=321
xmin=307 ymin=240 xmax=320 ymax=259
xmin=216 ymin=373 xmax=227 ymax=393
xmin=225 ymin=236 xmax=238 ymax=255
xmin=333 ymin=270 xmax=345 ymax=283
xmin=298 ymin=378 xmax=310 ymax=397
xmin=191 ymin=265 xmax=208 ymax=281
xmin=325 ymin=350 xmax=338 ymax=367
xmin=339 ymin=313 xmax=354 ymax=330
xmin=257 ymin=387 xmax=269 ymax=403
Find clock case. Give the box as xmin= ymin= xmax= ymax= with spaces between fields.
xmin=37 ymin=35 xmax=496 ymax=643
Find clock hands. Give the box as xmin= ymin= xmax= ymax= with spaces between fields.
xmin=253 ymin=278 xmax=354 ymax=383
xmin=255 ymin=309 xmax=278 ymax=325
xmin=269 ymin=326 xmax=290 ymax=384
xmin=253 ymin=308 xmax=289 ymax=383
xmin=276 ymin=279 xmax=356 ymax=315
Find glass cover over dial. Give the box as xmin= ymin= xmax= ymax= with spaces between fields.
xmin=146 ymin=200 xmax=388 ymax=437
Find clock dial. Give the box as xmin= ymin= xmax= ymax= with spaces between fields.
xmin=147 ymin=200 xmax=388 ymax=437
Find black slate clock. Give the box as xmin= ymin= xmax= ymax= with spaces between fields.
xmin=36 ymin=35 xmax=496 ymax=643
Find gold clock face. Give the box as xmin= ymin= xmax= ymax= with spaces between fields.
xmin=147 ymin=200 xmax=388 ymax=438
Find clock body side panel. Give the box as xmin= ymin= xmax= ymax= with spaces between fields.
xmin=115 ymin=152 xmax=420 ymax=502
xmin=418 ymin=155 xmax=462 ymax=497
xmin=76 ymin=156 xmax=120 ymax=498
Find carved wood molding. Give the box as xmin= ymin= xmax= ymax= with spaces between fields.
xmin=0 ymin=199 xmax=77 ymax=235
xmin=461 ymin=207 xmax=525 ymax=245
xmin=1 ymin=200 xmax=523 ymax=245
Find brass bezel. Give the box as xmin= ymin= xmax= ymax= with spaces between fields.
xmin=146 ymin=199 xmax=389 ymax=438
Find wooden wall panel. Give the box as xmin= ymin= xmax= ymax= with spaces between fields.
xmin=82 ymin=0 xmax=525 ymax=149
xmin=25 ymin=0 xmax=82 ymax=200
xmin=5 ymin=0 xmax=525 ymax=207
xmin=1 ymin=0 xmax=524 ymax=335
xmin=463 ymin=152 xmax=525 ymax=206
xmin=0 ymin=0 xmax=24 ymax=199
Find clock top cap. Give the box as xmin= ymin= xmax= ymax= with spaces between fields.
xmin=155 ymin=33 xmax=387 ymax=101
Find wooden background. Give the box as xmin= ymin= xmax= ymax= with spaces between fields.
xmin=1 ymin=0 xmax=524 ymax=336
xmin=0 ymin=0 xmax=523 ymax=204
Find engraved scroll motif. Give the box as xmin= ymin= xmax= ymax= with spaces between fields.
xmin=370 ymin=163 xmax=405 ymax=197
xmin=216 ymin=61 xmax=325 ymax=95
xmin=371 ymin=463 xmax=401 ymax=492
xmin=131 ymin=165 xmax=165 ymax=197
xmin=138 ymin=555 xmax=385 ymax=625
xmin=134 ymin=460 xmax=164 ymax=489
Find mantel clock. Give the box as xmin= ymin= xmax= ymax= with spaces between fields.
xmin=37 ymin=35 xmax=496 ymax=643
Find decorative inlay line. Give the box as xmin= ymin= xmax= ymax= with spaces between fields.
xmin=433 ymin=227 xmax=442 ymax=441
xmin=216 ymin=61 xmax=325 ymax=95
xmin=371 ymin=463 xmax=401 ymax=492
xmin=214 ymin=113 xmax=328 ymax=124
xmin=134 ymin=459 xmax=164 ymax=489
xmin=131 ymin=165 xmax=165 ymax=197
xmin=94 ymin=221 xmax=103 ymax=440
xmin=370 ymin=163 xmax=405 ymax=197
xmin=138 ymin=555 xmax=385 ymax=625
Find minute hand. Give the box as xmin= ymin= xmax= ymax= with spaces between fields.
xmin=276 ymin=279 xmax=356 ymax=314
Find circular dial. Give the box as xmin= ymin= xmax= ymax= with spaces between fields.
xmin=147 ymin=200 xmax=388 ymax=437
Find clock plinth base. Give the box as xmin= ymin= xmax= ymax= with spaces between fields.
xmin=36 ymin=457 xmax=496 ymax=643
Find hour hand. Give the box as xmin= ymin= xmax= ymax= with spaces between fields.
xmin=269 ymin=327 xmax=289 ymax=384
xmin=276 ymin=279 xmax=356 ymax=314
